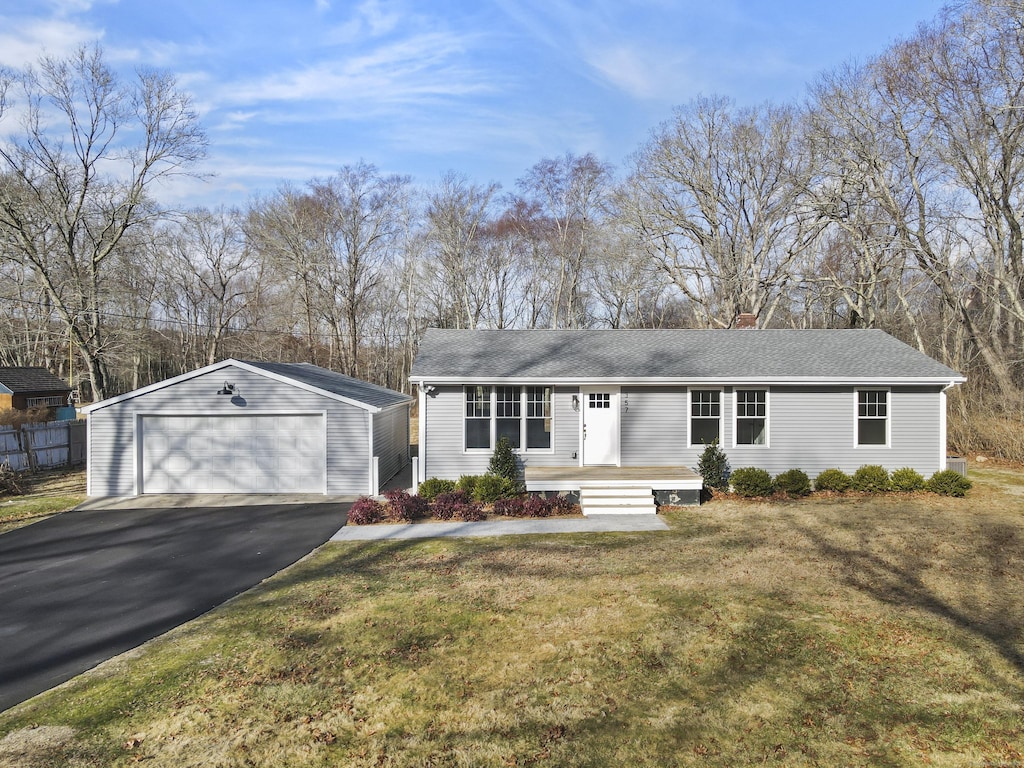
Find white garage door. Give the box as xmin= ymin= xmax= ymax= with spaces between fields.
xmin=141 ymin=414 xmax=326 ymax=494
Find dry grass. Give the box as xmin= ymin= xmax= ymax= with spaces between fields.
xmin=0 ymin=467 xmax=86 ymax=533
xmin=1 ymin=466 xmax=1022 ymax=766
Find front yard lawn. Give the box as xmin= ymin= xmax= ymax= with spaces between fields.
xmin=1 ymin=466 xmax=1022 ymax=766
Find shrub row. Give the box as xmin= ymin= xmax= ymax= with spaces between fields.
xmin=347 ymin=483 xmax=579 ymax=525
xmin=728 ymin=465 xmax=971 ymax=498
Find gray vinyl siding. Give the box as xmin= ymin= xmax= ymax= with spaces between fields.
xmin=675 ymin=385 xmax=944 ymax=477
xmin=422 ymin=385 xmax=579 ymax=480
xmin=87 ymin=365 xmax=370 ymax=496
xmin=373 ymin=405 xmax=410 ymax=486
xmin=621 ymin=386 xmax=687 ymax=466
xmin=421 ymin=382 xmax=945 ymax=482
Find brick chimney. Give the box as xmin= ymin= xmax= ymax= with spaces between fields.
xmin=735 ymin=312 xmax=758 ymax=329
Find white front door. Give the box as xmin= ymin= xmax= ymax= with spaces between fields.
xmin=581 ymin=386 xmax=619 ymax=466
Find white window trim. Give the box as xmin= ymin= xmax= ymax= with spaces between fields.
xmin=463 ymin=385 xmax=556 ymax=455
xmin=687 ymin=388 xmax=724 ymax=448
xmin=854 ymin=387 xmax=891 ymax=448
xmin=732 ymin=388 xmax=770 ymax=448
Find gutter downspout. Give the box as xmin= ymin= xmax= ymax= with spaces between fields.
xmin=940 ymin=380 xmax=959 ymax=472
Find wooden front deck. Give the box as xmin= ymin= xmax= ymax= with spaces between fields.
xmin=524 ymin=465 xmax=703 ymax=492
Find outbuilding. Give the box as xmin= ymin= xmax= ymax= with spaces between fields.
xmin=80 ymin=359 xmax=412 ymax=497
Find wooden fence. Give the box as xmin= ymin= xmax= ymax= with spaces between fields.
xmin=0 ymin=420 xmax=86 ymax=472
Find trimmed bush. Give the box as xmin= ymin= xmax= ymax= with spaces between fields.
xmin=431 ymin=490 xmax=485 ymax=521
xmin=522 ymin=495 xmax=553 ymax=518
xmin=347 ymin=496 xmax=385 ymax=525
xmin=697 ymin=440 xmax=730 ymax=491
xmin=488 ymin=435 xmax=519 ymax=481
xmin=456 ymin=474 xmax=482 ymax=498
xmin=926 ymin=469 xmax=972 ymax=497
xmin=473 ymin=474 xmax=520 ymax=504
xmin=456 ymin=500 xmax=486 ymax=522
xmin=815 ymin=468 xmax=852 ymax=493
xmin=891 ymin=467 xmax=926 ymax=492
xmin=492 ymin=496 xmax=526 ymax=517
xmin=729 ymin=467 xmax=775 ymax=497
xmin=383 ymin=489 xmax=428 ymax=522
xmin=547 ymin=494 xmax=578 ymax=516
xmin=430 ymin=491 xmax=467 ymax=520
xmin=774 ymin=468 xmax=811 ymax=497
xmin=417 ymin=477 xmax=456 ymax=501
xmin=851 ymin=464 xmax=891 ymax=493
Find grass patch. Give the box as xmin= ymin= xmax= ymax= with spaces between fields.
xmin=0 ymin=468 xmax=85 ymax=533
xmin=1 ymin=469 xmax=1023 ymax=766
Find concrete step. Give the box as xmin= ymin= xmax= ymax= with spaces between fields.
xmin=579 ymin=484 xmax=656 ymax=516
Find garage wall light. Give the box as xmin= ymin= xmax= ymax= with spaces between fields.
xmin=217 ymin=382 xmax=235 ymax=395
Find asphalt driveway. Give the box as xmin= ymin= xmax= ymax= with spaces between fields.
xmin=0 ymin=499 xmax=348 ymax=712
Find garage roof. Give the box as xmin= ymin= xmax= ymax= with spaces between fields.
xmin=0 ymin=367 xmax=72 ymax=394
xmin=242 ymin=361 xmax=412 ymax=410
xmin=81 ymin=359 xmax=412 ymax=414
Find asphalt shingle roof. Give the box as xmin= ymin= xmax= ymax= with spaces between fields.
xmin=0 ymin=367 xmax=72 ymax=393
xmin=243 ymin=361 xmax=412 ymax=409
xmin=410 ymin=329 xmax=963 ymax=382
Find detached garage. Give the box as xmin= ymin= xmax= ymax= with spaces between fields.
xmin=80 ymin=360 xmax=412 ymax=498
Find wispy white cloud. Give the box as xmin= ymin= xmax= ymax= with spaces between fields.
xmin=0 ymin=16 xmax=99 ymax=67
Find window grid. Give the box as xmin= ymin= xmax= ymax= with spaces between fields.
xmin=589 ymin=393 xmax=611 ymax=409
xmin=737 ymin=390 xmax=766 ymax=418
xmin=857 ymin=390 xmax=889 ymax=446
xmin=465 ymin=385 xmax=554 ymax=452
xmin=465 ymin=386 xmax=490 ymax=418
xmin=691 ymin=390 xmax=720 ymax=418
xmin=735 ymin=389 xmax=768 ymax=446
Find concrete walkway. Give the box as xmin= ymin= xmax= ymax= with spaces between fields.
xmin=332 ymin=514 xmax=668 ymax=541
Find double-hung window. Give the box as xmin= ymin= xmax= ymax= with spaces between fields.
xmin=856 ymin=389 xmax=888 ymax=446
xmin=735 ymin=389 xmax=768 ymax=446
xmin=465 ymin=385 xmax=491 ymax=449
xmin=464 ymin=386 xmax=553 ymax=451
xmin=689 ymin=390 xmax=721 ymax=446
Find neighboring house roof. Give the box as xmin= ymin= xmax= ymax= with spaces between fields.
xmin=81 ymin=359 xmax=412 ymax=414
xmin=0 ymin=367 xmax=72 ymax=394
xmin=410 ymin=328 xmax=965 ymax=385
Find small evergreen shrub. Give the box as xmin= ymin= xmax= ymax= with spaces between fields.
xmin=851 ymin=464 xmax=891 ymax=493
xmin=456 ymin=474 xmax=482 ymax=497
xmin=488 ymin=435 xmax=519 ymax=481
xmin=492 ymin=496 xmax=526 ymax=517
xmin=522 ymin=495 xmax=553 ymax=518
xmin=890 ymin=467 xmax=926 ymax=492
xmin=926 ymin=469 xmax=972 ymax=497
xmin=697 ymin=440 xmax=730 ymax=490
xmin=774 ymin=468 xmax=811 ymax=497
xmin=347 ymin=496 xmax=385 ymax=525
xmin=473 ymin=474 xmax=520 ymax=504
xmin=729 ymin=467 xmax=775 ymax=497
xmin=418 ymin=477 xmax=456 ymax=501
xmin=383 ymin=488 xmax=428 ymax=522
xmin=815 ymin=468 xmax=851 ymax=492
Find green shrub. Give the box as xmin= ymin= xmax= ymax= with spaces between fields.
xmin=851 ymin=464 xmax=891 ymax=493
xmin=488 ymin=435 xmax=519 ymax=481
xmin=456 ymin=474 xmax=483 ymax=497
xmin=926 ymin=469 xmax=972 ymax=497
xmin=774 ymin=468 xmax=811 ymax=497
xmin=729 ymin=467 xmax=775 ymax=497
xmin=890 ymin=467 xmax=926 ymax=492
xmin=814 ymin=468 xmax=851 ymax=493
xmin=473 ymin=474 xmax=520 ymax=503
xmin=697 ymin=440 xmax=729 ymax=490
xmin=417 ymin=477 xmax=456 ymax=501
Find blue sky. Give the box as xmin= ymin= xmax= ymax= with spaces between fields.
xmin=2 ymin=0 xmax=943 ymax=208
